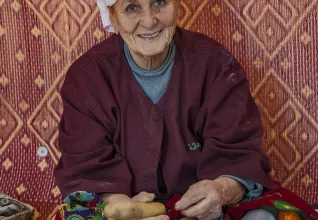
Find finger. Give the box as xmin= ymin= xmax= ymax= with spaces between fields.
xmin=179 ymin=218 xmax=197 ymax=220
xmin=175 ymin=187 xmax=205 ymax=211
xmin=197 ymin=204 xmax=222 ymax=220
xmin=132 ymin=191 xmax=155 ymax=203
xmin=104 ymin=194 xmax=131 ymax=203
xmin=180 ymin=197 xmax=211 ymax=217
xmin=142 ymin=215 xmax=169 ymax=220
xmin=198 ymin=212 xmax=222 ymax=220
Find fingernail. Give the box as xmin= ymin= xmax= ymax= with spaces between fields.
xmin=164 ymin=217 xmax=170 ymax=220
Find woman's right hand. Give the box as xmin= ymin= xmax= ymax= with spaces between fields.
xmin=103 ymin=192 xmax=169 ymax=220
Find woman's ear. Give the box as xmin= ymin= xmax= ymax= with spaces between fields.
xmin=109 ymin=9 xmax=119 ymax=34
xmin=174 ymin=0 xmax=181 ymax=7
xmin=173 ymin=0 xmax=181 ymax=19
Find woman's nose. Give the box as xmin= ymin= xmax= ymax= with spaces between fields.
xmin=139 ymin=8 xmax=158 ymax=29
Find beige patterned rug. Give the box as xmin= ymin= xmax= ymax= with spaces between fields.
xmin=0 ymin=0 xmax=317 ymax=219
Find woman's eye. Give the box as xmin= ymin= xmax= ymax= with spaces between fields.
xmin=126 ymin=4 xmax=137 ymax=12
xmin=154 ymin=0 xmax=167 ymax=6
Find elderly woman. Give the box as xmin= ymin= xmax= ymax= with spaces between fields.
xmin=54 ymin=1 xmax=317 ymax=220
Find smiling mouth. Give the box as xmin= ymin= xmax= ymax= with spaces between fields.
xmin=138 ymin=30 xmax=163 ymax=40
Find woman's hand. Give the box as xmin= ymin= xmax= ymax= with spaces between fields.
xmin=175 ymin=178 xmax=245 ymax=220
xmin=132 ymin=191 xmax=156 ymax=203
xmin=103 ymin=192 xmax=169 ymax=220
xmin=102 ymin=193 xmax=132 ymax=204
xmin=174 ymin=180 xmax=223 ymax=220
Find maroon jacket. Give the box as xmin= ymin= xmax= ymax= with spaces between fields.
xmin=54 ymin=27 xmax=276 ymax=198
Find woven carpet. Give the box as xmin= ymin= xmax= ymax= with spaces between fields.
xmin=0 ymin=0 xmax=317 ymax=219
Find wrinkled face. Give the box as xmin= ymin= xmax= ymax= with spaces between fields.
xmin=110 ymin=0 xmax=179 ymax=57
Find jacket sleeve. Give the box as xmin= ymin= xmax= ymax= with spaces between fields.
xmin=221 ymin=175 xmax=263 ymax=201
xmin=54 ymin=64 xmax=132 ymax=198
xmin=196 ymin=50 xmax=276 ymax=189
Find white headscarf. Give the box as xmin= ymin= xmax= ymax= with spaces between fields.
xmin=97 ymin=0 xmax=117 ymax=32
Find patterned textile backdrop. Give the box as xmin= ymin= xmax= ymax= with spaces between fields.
xmin=0 ymin=0 xmax=317 ymax=219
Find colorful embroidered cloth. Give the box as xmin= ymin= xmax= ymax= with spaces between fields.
xmin=225 ymin=183 xmax=318 ymax=220
xmin=53 ymin=192 xmax=107 ymax=220
xmin=53 ymin=186 xmax=318 ymax=220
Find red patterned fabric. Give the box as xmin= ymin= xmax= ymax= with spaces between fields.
xmin=0 ymin=1 xmax=317 ymax=219
xmin=164 ymin=187 xmax=318 ymax=220
xmin=226 ymin=185 xmax=318 ymax=219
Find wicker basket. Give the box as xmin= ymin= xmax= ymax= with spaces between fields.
xmin=0 ymin=195 xmax=34 ymax=220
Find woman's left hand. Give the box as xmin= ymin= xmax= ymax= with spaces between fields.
xmin=175 ymin=178 xmax=245 ymax=220
xmin=174 ymin=180 xmax=223 ymax=220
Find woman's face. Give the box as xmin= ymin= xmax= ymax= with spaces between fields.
xmin=110 ymin=0 xmax=179 ymax=57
